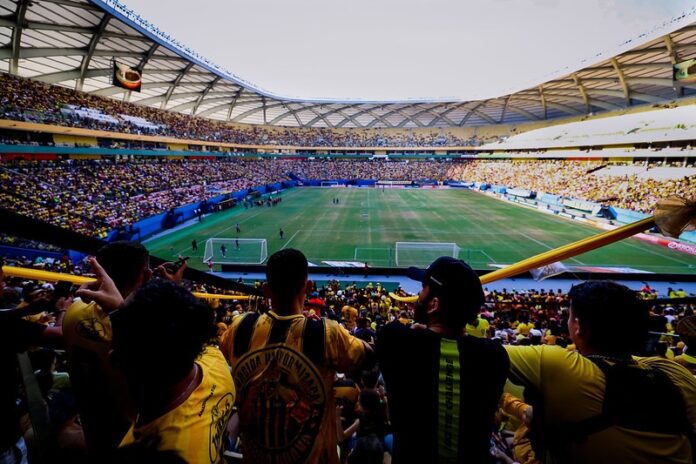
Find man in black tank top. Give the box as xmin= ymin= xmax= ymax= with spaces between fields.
xmin=377 ymin=257 xmax=509 ymax=464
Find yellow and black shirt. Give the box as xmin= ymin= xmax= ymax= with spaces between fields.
xmin=221 ymin=311 xmax=367 ymax=464
xmin=377 ymin=321 xmax=509 ymax=464
xmin=120 ymin=346 xmax=235 ymax=464
xmin=62 ymin=298 xmax=133 ymax=456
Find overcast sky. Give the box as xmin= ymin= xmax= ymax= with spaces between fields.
xmin=121 ymin=0 xmax=696 ymax=102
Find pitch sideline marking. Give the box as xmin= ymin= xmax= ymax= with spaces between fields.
xmin=516 ymin=231 xmax=585 ymax=265
xmin=619 ymin=237 xmax=694 ymax=266
xmin=280 ymin=229 xmax=301 ymax=250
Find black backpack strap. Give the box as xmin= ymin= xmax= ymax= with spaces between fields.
xmin=593 ymin=357 xmax=692 ymax=436
xmin=531 ymin=356 xmax=695 ymax=458
xmin=233 ymin=313 xmax=260 ymax=358
xmin=267 ymin=317 xmax=293 ymax=345
xmin=302 ymin=318 xmax=326 ymax=367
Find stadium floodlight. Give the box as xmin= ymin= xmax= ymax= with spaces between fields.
xmin=203 ymin=238 xmax=268 ymax=264
xmin=394 ymin=242 xmax=460 ymax=267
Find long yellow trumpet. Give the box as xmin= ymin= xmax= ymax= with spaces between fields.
xmin=2 ymin=266 xmax=253 ymax=301
xmin=479 ymin=216 xmax=655 ymax=284
xmin=389 ymin=216 xmax=658 ymax=303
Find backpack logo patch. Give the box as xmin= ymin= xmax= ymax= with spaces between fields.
xmin=234 ymin=345 xmax=326 ymax=463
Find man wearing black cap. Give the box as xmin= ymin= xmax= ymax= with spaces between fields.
xmin=377 ymin=257 xmax=509 ymax=464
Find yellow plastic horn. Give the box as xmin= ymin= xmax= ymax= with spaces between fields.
xmin=389 ymin=291 xmax=417 ymax=303
xmin=479 ymin=216 xmax=655 ymax=284
xmin=388 ymin=216 xmax=658 ymax=303
xmin=2 ymin=266 xmax=96 ymax=285
xmin=2 ymin=266 xmax=254 ymax=301
xmin=191 ymin=292 xmax=253 ymax=301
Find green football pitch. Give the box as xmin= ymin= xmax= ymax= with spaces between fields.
xmin=145 ymin=188 xmax=696 ymax=274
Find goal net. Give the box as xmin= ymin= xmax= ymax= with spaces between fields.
xmin=394 ymin=242 xmax=459 ymax=267
xmin=320 ymin=181 xmax=342 ymax=187
xmin=203 ymin=238 xmax=268 ymax=264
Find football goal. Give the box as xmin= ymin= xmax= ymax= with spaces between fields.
xmin=203 ymin=238 xmax=268 ymax=264
xmin=394 ymin=242 xmax=459 ymax=267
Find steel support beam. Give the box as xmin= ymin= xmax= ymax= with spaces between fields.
xmin=226 ymin=90 xmax=243 ymax=122
xmin=10 ymin=0 xmax=30 ymax=75
xmin=192 ymin=76 xmax=220 ymax=115
xmin=538 ymin=86 xmax=547 ymax=119
xmin=301 ymin=104 xmax=354 ymax=126
xmin=513 ymin=98 xmax=583 ymax=116
xmin=611 ymin=58 xmax=631 ymax=106
xmin=572 ymin=74 xmax=590 ymax=112
xmin=34 ymin=67 xmax=111 ymax=84
xmin=335 ymin=104 xmax=393 ymax=128
xmin=460 ymin=102 xmax=487 ymax=125
xmin=664 ymin=34 xmax=682 ymax=98
xmin=161 ymin=62 xmax=194 ymax=109
xmin=77 ymin=14 xmax=110 ymax=91
xmin=37 ymin=0 xmax=101 ymax=11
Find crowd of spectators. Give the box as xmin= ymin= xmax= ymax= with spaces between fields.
xmin=447 ymin=160 xmax=696 ymax=213
xmin=1 ymin=157 xmax=694 ymax=240
xmin=0 ymin=72 xmax=488 ymax=148
xmin=291 ymin=159 xmax=450 ymax=181
xmin=0 ymin=158 xmax=294 ymax=237
xmin=1 ymin=243 xmax=694 ymax=464
xmin=0 ymin=158 xmax=454 ymax=238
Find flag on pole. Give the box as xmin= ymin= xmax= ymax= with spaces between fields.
xmin=529 ymin=261 xmax=569 ymax=281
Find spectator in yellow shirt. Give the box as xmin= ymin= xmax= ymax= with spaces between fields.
xmin=104 ymin=278 xmax=235 ymax=463
xmin=506 ymin=281 xmax=696 ymax=464
xmin=465 ymin=315 xmax=490 ymax=338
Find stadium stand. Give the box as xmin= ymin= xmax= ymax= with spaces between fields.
xmin=1 ymin=156 xmax=694 ymax=242
xmin=0 ymin=73 xmax=494 ymax=148
xmin=448 ymin=160 xmax=696 ymax=213
xmin=2 ymin=1 xmax=696 ymax=463
xmin=482 ymin=104 xmax=696 ymax=150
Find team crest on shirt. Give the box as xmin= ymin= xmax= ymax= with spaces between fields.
xmin=234 ymin=345 xmax=325 ymax=464
xmin=76 ymin=317 xmax=107 ymax=342
xmin=209 ymin=391 xmax=234 ymax=463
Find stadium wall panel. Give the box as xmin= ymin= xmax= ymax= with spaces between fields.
xmin=613 ymin=207 xmax=651 ymax=224
xmin=0 ymin=245 xmax=63 ymax=262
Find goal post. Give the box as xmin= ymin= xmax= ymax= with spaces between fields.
xmin=203 ymin=238 xmax=268 ymax=264
xmin=320 ymin=181 xmax=342 ymax=187
xmin=394 ymin=242 xmax=460 ymax=267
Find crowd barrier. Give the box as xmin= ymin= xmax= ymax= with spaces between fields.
xmin=0 ymin=245 xmax=64 ymax=263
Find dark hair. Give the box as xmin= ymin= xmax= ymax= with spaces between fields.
xmin=360 ymin=369 xmax=379 ymax=390
xmin=111 ymin=280 xmax=215 ymax=385
xmin=266 ymin=249 xmax=307 ymax=307
xmin=97 ymin=241 xmax=149 ymax=292
xmin=359 ymin=389 xmax=381 ymax=415
xmin=568 ymin=281 xmax=648 ymax=357
xmin=348 ymin=434 xmax=384 ymax=464
xmin=427 ymin=284 xmax=482 ymax=337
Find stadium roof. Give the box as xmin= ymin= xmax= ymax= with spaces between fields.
xmin=3 ymin=0 xmax=696 ymax=128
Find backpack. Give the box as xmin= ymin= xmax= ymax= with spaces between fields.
xmin=527 ymin=356 xmax=695 ymax=462
xmin=232 ymin=314 xmax=329 ymax=463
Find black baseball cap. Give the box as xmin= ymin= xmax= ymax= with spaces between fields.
xmin=407 ymin=256 xmax=484 ymax=307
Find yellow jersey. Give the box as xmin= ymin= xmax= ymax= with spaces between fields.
xmin=221 ymin=311 xmax=367 ymax=464
xmin=466 ymin=317 xmax=490 ymax=338
xmin=63 ymin=298 xmax=134 ymax=455
xmin=120 ymin=346 xmax=235 ymax=464
xmin=341 ymin=305 xmax=358 ymax=331
xmin=506 ymin=345 xmax=696 ymax=464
